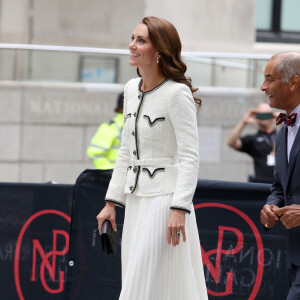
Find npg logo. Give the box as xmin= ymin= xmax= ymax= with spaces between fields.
xmin=195 ymin=203 xmax=264 ymax=300
xmin=14 ymin=209 xmax=70 ymax=300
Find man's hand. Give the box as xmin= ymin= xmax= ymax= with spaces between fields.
xmin=275 ymin=204 xmax=300 ymax=229
xmin=260 ymin=204 xmax=279 ymax=228
xmin=227 ymin=108 xmax=258 ymax=149
xmin=242 ymin=109 xmax=258 ymax=125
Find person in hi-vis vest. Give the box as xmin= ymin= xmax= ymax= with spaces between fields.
xmin=87 ymin=93 xmax=124 ymax=169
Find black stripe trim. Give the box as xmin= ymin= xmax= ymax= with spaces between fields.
xmin=134 ymin=94 xmax=144 ymax=160
xmin=131 ymin=166 xmax=140 ymax=194
xmin=143 ymin=115 xmax=165 ymax=127
xmin=124 ymin=113 xmax=131 ymax=123
xmin=170 ymin=206 xmax=191 ymax=214
xmin=131 ymin=89 xmax=145 ymax=194
xmin=131 ymin=78 xmax=168 ymax=193
xmin=105 ymin=198 xmax=125 ymax=208
xmin=142 ymin=167 xmax=165 ymax=178
xmin=138 ymin=78 xmax=169 ymax=94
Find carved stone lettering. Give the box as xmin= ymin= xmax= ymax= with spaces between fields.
xmin=28 ymin=99 xmax=107 ymax=115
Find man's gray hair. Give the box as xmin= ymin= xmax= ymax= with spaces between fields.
xmin=276 ymin=53 xmax=300 ymax=83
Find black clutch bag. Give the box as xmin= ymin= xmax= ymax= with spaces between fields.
xmin=101 ymin=220 xmax=121 ymax=255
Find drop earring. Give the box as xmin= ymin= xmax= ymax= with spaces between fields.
xmin=157 ymin=57 xmax=159 ymax=64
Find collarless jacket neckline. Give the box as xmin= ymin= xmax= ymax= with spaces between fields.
xmin=139 ymin=78 xmax=169 ymax=95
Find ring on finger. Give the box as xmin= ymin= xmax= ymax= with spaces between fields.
xmin=265 ymin=223 xmax=268 ymax=228
xmin=176 ymin=231 xmax=180 ymax=236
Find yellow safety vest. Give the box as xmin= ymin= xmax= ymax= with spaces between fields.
xmin=87 ymin=113 xmax=123 ymax=169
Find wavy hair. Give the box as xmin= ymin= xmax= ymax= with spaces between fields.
xmin=137 ymin=16 xmax=201 ymax=106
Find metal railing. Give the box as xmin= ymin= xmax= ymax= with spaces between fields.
xmin=0 ymin=43 xmax=272 ymax=88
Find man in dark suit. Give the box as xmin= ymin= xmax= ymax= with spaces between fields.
xmin=260 ymin=52 xmax=300 ymax=299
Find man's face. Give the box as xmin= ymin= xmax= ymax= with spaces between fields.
xmin=260 ymin=58 xmax=291 ymax=111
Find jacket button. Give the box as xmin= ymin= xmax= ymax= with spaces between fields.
xmin=129 ymin=186 xmax=133 ymax=191
xmin=132 ymin=131 xmax=135 ymax=136
xmin=133 ymin=167 xmax=138 ymax=173
xmin=133 ymin=150 xmax=136 ymax=155
xmin=133 ymin=113 xmax=137 ymax=117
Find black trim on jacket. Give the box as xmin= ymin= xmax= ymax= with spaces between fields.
xmin=142 ymin=167 xmax=165 ymax=178
xmin=105 ymin=198 xmax=125 ymax=208
xmin=170 ymin=206 xmax=191 ymax=214
xmin=143 ymin=115 xmax=165 ymax=127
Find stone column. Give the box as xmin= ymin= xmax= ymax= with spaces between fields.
xmin=0 ymin=0 xmax=30 ymax=43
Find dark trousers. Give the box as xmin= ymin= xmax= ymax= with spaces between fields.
xmin=287 ymin=265 xmax=300 ymax=300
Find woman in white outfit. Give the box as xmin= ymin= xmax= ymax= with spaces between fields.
xmin=97 ymin=16 xmax=208 ymax=300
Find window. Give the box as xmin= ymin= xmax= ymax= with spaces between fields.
xmin=79 ymin=56 xmax=119 ymax=83
xmin=256 ymin=0 xmax=300 ymax=43
xmin=256 ymin=0 xmax=273 ymax=31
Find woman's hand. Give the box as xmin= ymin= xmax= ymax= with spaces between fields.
xmin=96 ymin=202 xmax=117 ymax=234
xmin=167 ymin=209 xmax=186 ymax=246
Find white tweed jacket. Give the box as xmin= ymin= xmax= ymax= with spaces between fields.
xmin=105 ymin=77 xmax=199 ymax=213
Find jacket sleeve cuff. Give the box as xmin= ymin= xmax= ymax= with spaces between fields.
xmin=170 ymin=206 xmax=191 ymax=214
xmin=105 ymin=198 xmax=126 ymax=208
xmin=266 ymin=196 xmax=283 ymax=207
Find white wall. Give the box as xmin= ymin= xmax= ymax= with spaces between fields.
xmin=0 ymin=0 xmax=255 ymax=51
xmin=144 ymin=0 xmax=255 ymax=51
xmin=0 ymin=0 xmax=29 ymax=43
xmin=0 ymin=81 xmax=268 ymax=184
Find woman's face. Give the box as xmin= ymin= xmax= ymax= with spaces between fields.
xmin=129 ymin=23 xmax=159 ymax=70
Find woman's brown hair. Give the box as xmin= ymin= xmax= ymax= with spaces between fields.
xmin=138 ymin=16 xmax=201 ymax=106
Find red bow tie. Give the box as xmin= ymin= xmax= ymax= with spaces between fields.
xmin=276 ymin=113 xmax=297 ymax=126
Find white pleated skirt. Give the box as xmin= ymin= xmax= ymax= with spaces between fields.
xmin=119 ymin=193 xmax=208 ymax=300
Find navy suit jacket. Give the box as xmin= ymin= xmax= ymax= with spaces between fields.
xmin=267 ymin=125 xmax=300 ymax=265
